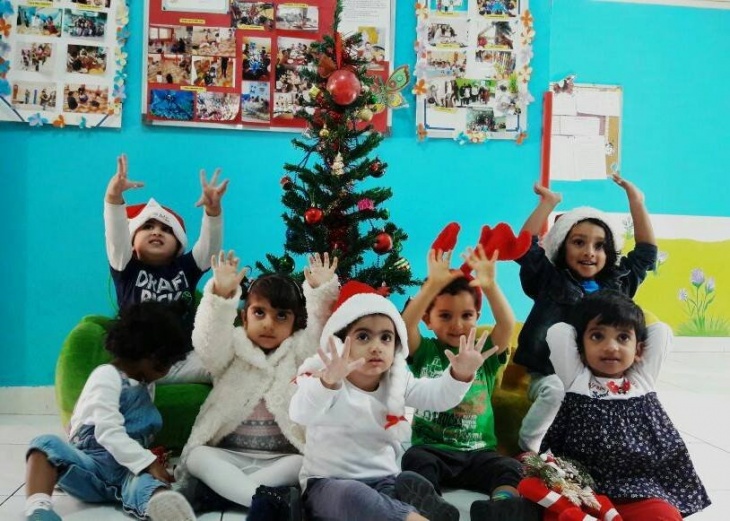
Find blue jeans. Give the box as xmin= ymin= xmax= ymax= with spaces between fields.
xmin=29 ymin=434 xmax=168 ymax=519
xmin=304 ymin=475 xmax=416 ymax=521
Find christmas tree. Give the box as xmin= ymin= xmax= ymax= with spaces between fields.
xmin=255 ymin=1 xmax=418 ymax=295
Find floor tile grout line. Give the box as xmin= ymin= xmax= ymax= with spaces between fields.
xmin=0 ymin=483 xmax=24 ymax=507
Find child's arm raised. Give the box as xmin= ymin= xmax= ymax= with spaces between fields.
xmin=104 ymin=154 xmax=144 ymax=270
xmin=191 ymin=168 xmax=228 ymax=271
xmin=191 ymin=250 xmax=246 ymax=377
xmin=462 ymin=245 xmax=515 ymax=354
xmin=401 ymin=249 xmax=461 ymax=357
xmin=520 ymin=183 xmax=562 ymax=236
xmin=611 ymin=173 xmax=656 ymax=246
xmin=295 ymin=253 xmax=340 ymax=362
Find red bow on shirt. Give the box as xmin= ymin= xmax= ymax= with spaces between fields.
xmin=606 ymin=379 xmax=631 ymax=394
xmin=385 ymin=415 xmax=407 ymax=429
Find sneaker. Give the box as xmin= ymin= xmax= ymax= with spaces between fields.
xmin=248 ymin=485 xmax=302 ymax=521
xmin=470 ymin=497 xmax=542 ymax=521
xmin=147 ymin=490 xmax=196 ymax=521
xmin=27 ymin=509 xmax=62 ymax=521
xmin=395 ymin=471 xmax=459 ymax=521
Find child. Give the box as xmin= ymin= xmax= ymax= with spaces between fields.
xmin=176 ymin=250 xmax=339 ymax=517
xmin=25 ymin=302 xmax=196 ymax=521
xmin=539 ymin=290 xmax=711 ymax=520
xmin=401 ymin=245 xmax=536 ymax=521
xmin=104 ymin=153 xmax=228 ymax=383
xmin=290 ymin=280 xmax=497 ymax=521
xmin=514 ymin=173 xmax=658 ymax=452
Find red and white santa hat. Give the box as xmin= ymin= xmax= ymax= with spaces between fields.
xmin=542 ymin=206 xmax=624 ymax=265
xmin=126 ymin=198 xmax=187 ymax=254
xmin=297 ymin=280 xmax=412 ymax=441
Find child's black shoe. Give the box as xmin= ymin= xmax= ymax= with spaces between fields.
xmin=248 ymin=485 xmax=302 ymax=521
xmin=395 ymin=471 xmax=459 ymax=521
xmin=470 ymin=497 xmax=542 ymax=521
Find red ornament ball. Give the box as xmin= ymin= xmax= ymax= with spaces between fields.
xmin=326 ymin=69 xmax=361 ymax=106
xmin=280 ymin=175 xmax=293 ymax=190
xmin=304 ymin=207 xmax=324 ymax=225
xmin=369 ymin=160 xmax=384 ymax=178
xmin=373 ymin=232 xmax=393 ymax=254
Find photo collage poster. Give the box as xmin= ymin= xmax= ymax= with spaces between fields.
xmin=0 ymin=0 xmax=130 ymax=129
xmin=414 ymin=0 xmax=535 ymax=143
xmin=144 ymin=0 xmax=394 ymax=132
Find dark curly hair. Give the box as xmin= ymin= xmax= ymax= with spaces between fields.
xmin=425 ymin=276 xmax=482 ymax=314
xmin=554 ymin=218 xmax=620 ymax=281
xmin=105 ymin=301 xmax=189 ymax=368
xmin=568 ymin=290 xmax=647 ymax=356
xmin=241 ymin=274 xmax=307 ymax=331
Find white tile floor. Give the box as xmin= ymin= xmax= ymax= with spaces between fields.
xmin=1 ymin=351 xmax=728 ymax=520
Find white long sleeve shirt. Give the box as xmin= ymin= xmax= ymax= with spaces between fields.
xmin=290 ymin=371 xmax=471 ymax=487
xmin=69 ymin=364 xmax=157 ymax=475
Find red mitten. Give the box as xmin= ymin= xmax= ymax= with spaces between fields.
xmin=431 ymin=222 xmax=461 ymax=253
xmin=518 ymin=477 xmax=598 ymax=521
xmin=479 ymin=223 xmax=531 ymax=261
xmin=587 ymin=495 xmax=622 ymax=521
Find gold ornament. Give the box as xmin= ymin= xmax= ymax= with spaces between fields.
xmin=359 ymin=107 xmax=374 ymax=122
xmin=319 ymin=126 xmax=330 ymax=138
xmin=332 ymin=152 xmax=345 ymax=177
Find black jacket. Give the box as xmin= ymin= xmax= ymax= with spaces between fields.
xmin=514 ymin=237 xmax=658 ymax=375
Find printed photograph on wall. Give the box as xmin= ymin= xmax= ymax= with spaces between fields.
xmin=0 ymin=1 xmax=130 ymax=128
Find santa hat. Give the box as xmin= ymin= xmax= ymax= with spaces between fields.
xmin=542 ymin=207 xmax=623 ymax=265
xmin=297 ymin=280 xmax=411 ymax=441
xmin=126 ymin=198 xmax=187 ymax=254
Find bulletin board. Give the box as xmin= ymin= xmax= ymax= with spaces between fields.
xmin=542 ymin=82 xmax=623 ymax=182
xmin=0 ymin=0 xmax=130 ymax=129
xmin=142 ymin=0 xmax=396 ymax=133
xmin=413 ymin=0 xmax=535 ymax=143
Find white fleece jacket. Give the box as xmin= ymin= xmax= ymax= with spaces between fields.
xmin=175 ymin=275 xmax=339 ymax=484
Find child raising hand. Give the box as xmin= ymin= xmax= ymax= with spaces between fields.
xmin=104 ymin=154 xmax=228 ymax=383
xmin=176 ymin=251 xmax=339 ymax=518
xmin=291 ymin=281 xmax=496 ymax=521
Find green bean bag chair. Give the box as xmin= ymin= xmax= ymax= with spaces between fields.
xmin=55 ymin=315 xmax=211 ymax=453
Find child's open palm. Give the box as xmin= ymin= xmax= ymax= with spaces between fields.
xmin=211 ymin=250 xmax=247 ymax=298
xmin=304 ymin=252 xmax=338 ymax=288
xmin=316 ymin=336 xmax=365 ymax=389
xmin=427 ymin=248 xmax=461 ymax=288
xmin=445 ymin=327 xmax=498 ymax=382
xmin=196 ymin=168 xmax=229 ymax=216
xmin=462 ymin=244 xmax=498 ymax=290
xmin=106 ymin=154 xmax=144 ymax=203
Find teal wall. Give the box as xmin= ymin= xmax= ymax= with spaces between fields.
xmin=1 ymin=0 xmax=727 ymax=386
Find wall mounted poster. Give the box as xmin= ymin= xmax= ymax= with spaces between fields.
xmin=413 ymin=0 xmax=535 ymax=143
xmin=143 ymin=0 xmax=395 ymax=132
xmin=0 ymin=0 xmax=130 ymax=128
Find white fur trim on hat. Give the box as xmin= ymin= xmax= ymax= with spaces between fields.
xmin=127 ymin=198 xmax=188 ymax=253
xmin=297 ymin=292 xmax=411 ymax=441
xmin=542 ymin=206 xmax=624 ymax=265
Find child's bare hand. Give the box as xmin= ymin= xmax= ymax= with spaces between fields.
xmin=611 ymin=172 xmax=644 ymax=205
xmin=445 ymin=327 xmax=498 ymax=382
xmin=462 ymin=244 xmax=498 ymax=290
xmin=304 ymin=252 xmax=338 ymax=289
xmin=106 ymin=154 xmax=144 ymax=204
xmin=196 ymin=168 xmax=229 ymax=217
xmin=211 ymin=250 xmax=247 ymax=298
xmin=315 ymin=336 xmax=365 ymax=389
xmin=146 ymin=459 xmax=173 ymax=484
xmin=427 ymin=249 xmax=461 ymax=288
xmin=533 ymin=183 xmax=561 ymax=207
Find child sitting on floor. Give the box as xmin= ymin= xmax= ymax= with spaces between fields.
xmin=25 ymin=301 xmax=195 ymax=521
xmin=175 ymin=251 xmax=339 ymax=520
xmin=537 ymin=290 xmax=710 ymax=521
xmin=291 ymin=280 xmax=496 ymax=521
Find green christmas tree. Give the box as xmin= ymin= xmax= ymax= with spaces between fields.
xmin=255 ymin=1 xmax=417 ymax=295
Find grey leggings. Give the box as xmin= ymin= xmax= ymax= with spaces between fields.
xmin=304 ymin=475 xmax=416 ymax=521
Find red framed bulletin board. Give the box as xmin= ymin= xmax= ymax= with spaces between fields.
xmin=143 ymin=0 xmax=393 ymax=132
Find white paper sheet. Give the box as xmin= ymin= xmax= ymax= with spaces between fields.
xmin=575 ymin=89 xmax=621 ymax=116
xmin=552 ymin=93 xmax=577 ymax=116
xmin=162 ymin=0 xmax=229 ymax=13
xmin=573 ymin=136 xmax=608 ymax=179
xmin=557 ymin=116 xmax=601 ymax=136
xmin=550 ymin=136 xmax=576 ymax=181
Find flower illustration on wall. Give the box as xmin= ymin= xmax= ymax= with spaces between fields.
xmin=677 ymin=268 xmax=730 ymax=336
